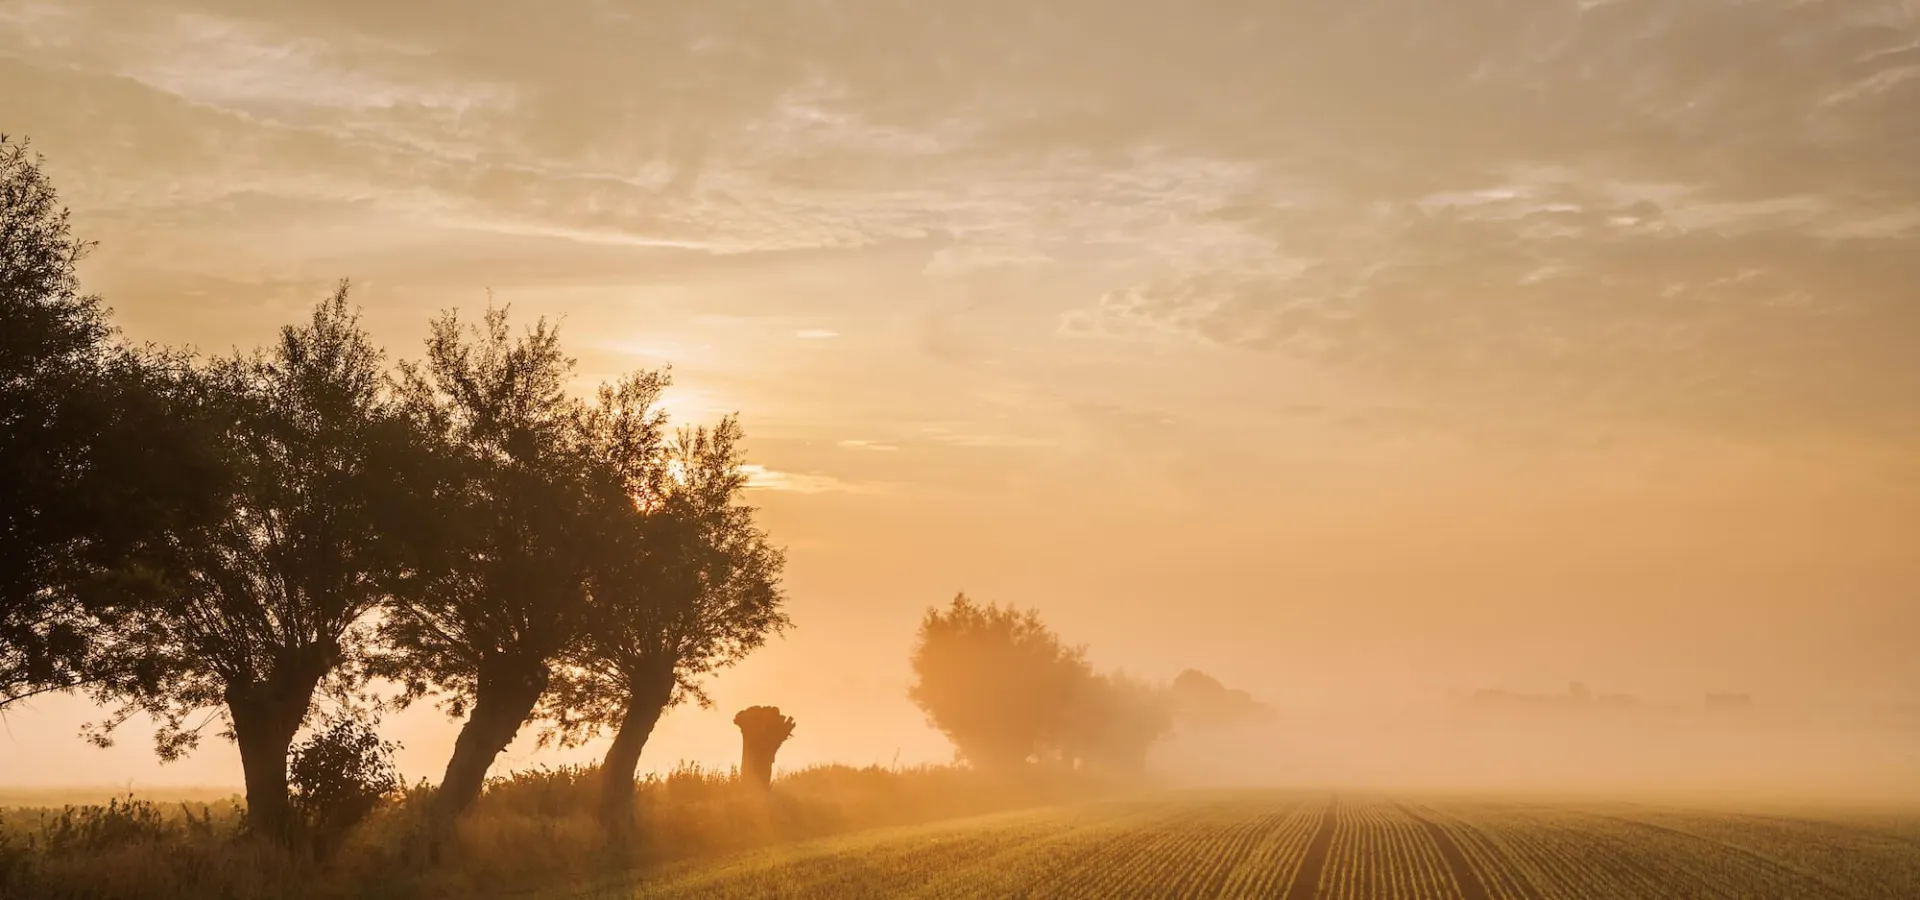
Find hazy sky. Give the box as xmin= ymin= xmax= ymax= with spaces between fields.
xmin=2 ymin=0 xmax=1916 ymax=787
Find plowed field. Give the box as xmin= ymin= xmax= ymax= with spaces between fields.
xmin=559 ymin=793 xmax=1920 ymax=899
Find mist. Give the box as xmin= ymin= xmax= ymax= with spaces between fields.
xmin=5 ymin=0 xmax=1917 ymax=817
xmin=6 ymin=2 xmax=1920 ymax=897
xmin=1153 ymin=701 xmax=1920 ymax=804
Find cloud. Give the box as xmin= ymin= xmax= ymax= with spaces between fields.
xmin=1061 ymin=186 xmax=1920 ymax=438
xmin=0 ymin=6 xmax=514 ymax=126
xmin=739 ymin=464 xmax=879 ymax=495
xmin=127 ymin=13 xmax=509 ymax=116
xmin=915 ymin=425 xmax=1057 ymax=450
xmin=836 ymin=440 xmax=898 ymax=452
xmin=795 ymin=329 xmax=839 ymax=339
xmin=921 ymin=240 xmax=1055 ymax=278
xmin=6 ymin=0 xmax=1917 ymax=448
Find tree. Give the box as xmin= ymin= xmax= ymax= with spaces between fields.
xmin=540 ymin=393 xmax=788 ymax=824
xmin=907 ymin=595 xmax=1091 ymax=771
xmin=377 ymin=306 xmax=597 ymax=820
xmin=1 ymin=136 xmax=224 ymax=709
xmin=1061 ymin=672 xmax=1172 ymax=774
xmin=83 ymin=288 xmax=421 ymax=841
xmin=1167 ymin=669 xmax=1273 ymax=727
xmin=733 ymin=705 xmax=795 ymax=791
xmin=0 ymin=139 xmax=108 ymax=698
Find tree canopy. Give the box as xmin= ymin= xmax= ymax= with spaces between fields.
xmin=1 ymin=136 xmax=226 ymax=710
xmin=0 ymin=132 xmax=111 ymax=707
xmin=81 ymin=288 xmax=425 ymax=838
xmin=909 ymin=596 xmax=1258 ymax=774
xmin=374 ymin=306 xmax=606 ymax=819
xmin=541 ymin=400 xmax=788 ymax=820
xmin=908 ymin=594 xmax=1095 ymax=771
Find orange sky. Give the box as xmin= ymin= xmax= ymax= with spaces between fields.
xmin=1 ymin=0 xmax=1916 ymax=788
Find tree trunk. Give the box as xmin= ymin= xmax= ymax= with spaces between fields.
xmin=733 ymin=706 xmax=795 ymax=791
xmin=597 ymin=665 xmax=677 ymax=827
xmin=434 ymin=659 xmax=549 ymax=821
xmin=226 ymin=650 xmax=329 ymax=844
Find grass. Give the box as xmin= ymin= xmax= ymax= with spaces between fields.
xmin=0 ymin=786 xmax=242 ymax=808
xmin=0 ymin=763 xmax=1115 ymax=900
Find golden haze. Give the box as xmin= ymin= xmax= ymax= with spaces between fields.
xmin=0 ymin=0 xmax=1915 ymax=799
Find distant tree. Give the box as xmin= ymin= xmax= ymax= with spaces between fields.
xmin=1061 ymin=672 xmax=1173 ymax=773
xmin=2 ymin=136 xmax=224 ymax=708
xmin=733 ymin=705 xmax=795 ymax=791
xmin=82 ymin=288 xmax=423 ymax=841
xmin=375 ymin=306 xmax=597 ymax=820
xmin=540 ymin=391 xmax=788 ymax=824
xmin=908 ymin=595 xmax=1091 ymax=770
xmin=1167 ymin=669 xmax=1273 ymax=726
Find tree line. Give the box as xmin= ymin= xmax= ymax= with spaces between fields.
xmin=0 ymin=137 xmax=787 ymax=844
xmin=908 ymin=595 xmax=1269 ymax=774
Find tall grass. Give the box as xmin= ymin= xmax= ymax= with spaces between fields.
xmin=0 ymin=763 xmax=1116 ymax=899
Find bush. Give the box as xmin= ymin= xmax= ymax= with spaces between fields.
xmin=288 ymin=717 xmax=403 ymax=860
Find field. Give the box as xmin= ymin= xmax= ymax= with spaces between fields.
xmin=563 ymin=792 xmax=1920 ymax=900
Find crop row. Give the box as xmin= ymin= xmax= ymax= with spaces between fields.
xmin=634 ymin=794 xmax=1319 ymax=900
xmin=1444 ymin=804 xmax=1866 ymax=900
xmin=1318 ymin=797 xmax=1461 ymax=900
xmin=1606 ymin=809 xmax=1920 ymax=900
xmin=1401 ymin=803 xmax=1539 ymax=900
xmin=1024 ymin=797 xmax=1317 ymax=899
xmin=617 ymin=794 xmax=1920 ymax=900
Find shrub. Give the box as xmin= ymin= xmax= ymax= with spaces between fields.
xmin=288 ymin=717 xmax=403 ymax=860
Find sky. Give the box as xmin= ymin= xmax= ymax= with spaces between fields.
xmin=1 ymin=0 xmax=1917 ymax=790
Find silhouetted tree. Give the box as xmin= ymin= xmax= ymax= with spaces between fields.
xmin=2 ymin=136 xmax=226 ymax=708
xmin=81 ymin=288 xmax=423 ymax=841
xmin=540 ymin=390 xmax=787 ymax=824
xmin=908 ymin=595 xmax=1091 ymax=771
xmin=375 ymin=306 xmax=597 ymax=820
xmin=0 ymin=134 xmax=111 ymax=709
xmin=733 ymin=705 xmax=795 ymax=790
